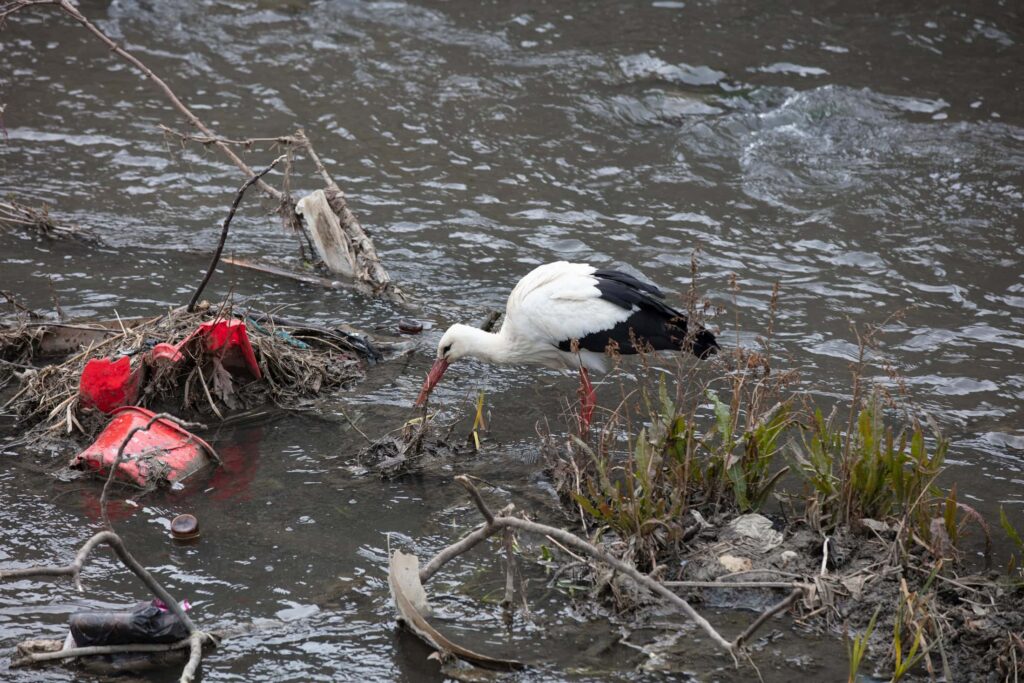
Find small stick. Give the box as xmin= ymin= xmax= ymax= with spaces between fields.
xmin=158 ymin=124 xmax=293 ymax=148
xmin=733 ymin=588 xmax=802 ymax=648
xmin=456 ymin=475 xmax=495 ymax=525
xmin=10 ymin=636 xmax=195 ymax=668
xmin=418 ymin=503 xmax=515 ymax=585
xmin=195 ymin=364 xmax=224 ymax=420
xmin=664 ymin=580 xmax=807 ymax=589
xmin=501 ymin=527 xmax=515 ymax=609
xmin=180 ymin=631 xmax=207 ymax=683
xmin=188 ymin=155 xmax=286 ymax=312
xmin=544 ymin=534 xmax=588 ymax=564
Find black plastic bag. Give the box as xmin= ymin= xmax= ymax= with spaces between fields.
xmin=70 ymin=601 xmax=189 ymax=647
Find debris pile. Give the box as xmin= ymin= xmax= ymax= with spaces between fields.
xmin=1 ymin=301 xmax=375 ymax=444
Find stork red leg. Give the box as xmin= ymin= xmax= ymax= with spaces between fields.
xmin=577 ymin=366 xmax=596 ymax=434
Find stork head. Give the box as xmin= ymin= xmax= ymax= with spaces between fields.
xmin=414 ymin=324 xmax=474 ymax=406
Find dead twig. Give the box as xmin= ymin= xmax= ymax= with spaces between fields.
xmin=158 ymin=124 xmax=292 ymax=148
xmin=501 ymin=527 xmax=516 ymax=610
xmin=10 ymin=636 xmax=195 ymax=668
xmin=664 ymin=580 xmax=808 ymax=589
xmin=220 ymin=256 xmax=355 ymax=291
xmin=733 ymin=588 xmax=803 ymax=648
xmin=180 ymin=631 xmax=208 ymax=683
xmin=188 ymin=155 xmax=286 ymax=312
xmin=449 ymin=475 xmax=736 ymax=655
xmin=418 ymin=503 xmax=515 ymax=585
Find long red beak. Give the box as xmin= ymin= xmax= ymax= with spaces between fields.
xmin=415 ymin=358 xmax=450 ymax=406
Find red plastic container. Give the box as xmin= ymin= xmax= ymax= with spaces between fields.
xmin=150 ymin=319 xmax=261 ymax=379
xmin=71 ymin=407 xmax=217 ymax=488
xmin=78 ymin=356 xmax=143 ymax=414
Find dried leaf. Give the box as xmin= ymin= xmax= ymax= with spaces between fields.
xmin=388 ymin=550 xmax=524 ymax=671
xmin=210 ymin=358 xmax=238 ymax=409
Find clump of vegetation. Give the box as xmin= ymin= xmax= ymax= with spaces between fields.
xmin=1001 ymin=507 xmax=1024 ymax=586
xmin=542 ymin=273 xmax=1022 ymax=682
xmin=792 ymin=391 xmax=946 ymax=533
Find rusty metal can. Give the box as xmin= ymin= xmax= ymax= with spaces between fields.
xmin=170 ymin=514 xmax=200 ymax=540
xmin=398 ymin=319 xmax=423 ymax=334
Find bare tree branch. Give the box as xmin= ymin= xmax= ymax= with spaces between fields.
xmin=10 ymin=636 xmax=194 ymax=668
xmin=188 ymin=155 xmax=286 ymax=311
xmin=418 ymin=502 xmax=515 ymax=585
xmin=733 ymin=588 xmax=802 ymax=648
xmin=449 ymin=476 xmax=735 ymax=654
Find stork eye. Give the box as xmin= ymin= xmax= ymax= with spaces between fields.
xmin=441 ymin=343 xmax=452 ymax=357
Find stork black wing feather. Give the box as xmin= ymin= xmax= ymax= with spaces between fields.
xmin=556 ymin=270 xmax=719 ymax=359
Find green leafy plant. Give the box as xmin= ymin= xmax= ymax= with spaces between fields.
xmin=918 ymin=484 xmax=992 ymax=562
xmin=846 ymin=605 xmax=880 ymax=683
xmin=1000 ymin=506 xmax=1024 ymax=583
xmin=570 ymin=381 xmax=697 ymax=566
xmin=706 ymin=388 xmax=790 ymax=511
xmin=792 ymin=390 xmax=947 ymax=532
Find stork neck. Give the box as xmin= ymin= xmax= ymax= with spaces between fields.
xmin=456 ymin=325 xmax=513 ymax=364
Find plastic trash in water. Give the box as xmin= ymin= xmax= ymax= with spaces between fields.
xmin=150 ymin=318 xmax=261 ymax=379
xmin=78 ymin=356 xmax=143 ymax=414
xmin=70 ymin=406 xmax=217 ymax=488
xmin=77 ymin=318 xmax=260 ymax=416
xmin=67 ymin=599 xmax=191 ymax=648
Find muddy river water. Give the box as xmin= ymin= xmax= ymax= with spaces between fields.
xmin=1 ymin=0 xmax=1022 ymax=680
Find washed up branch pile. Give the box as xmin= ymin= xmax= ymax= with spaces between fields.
xmin=1 ymin=302 xmax=369 ymax=442
xmin=391 ymin=475 xmax=816 ymax=675
xmin=0 ymin=199 xmax=97 ymax=242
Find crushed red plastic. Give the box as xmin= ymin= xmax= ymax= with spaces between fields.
xmin=71 ymin=406 xmax=217 ymax=488
xmin=80 ymin=318 xmax=261 ymax=417
xmin=198 ymin=319 xmax=261 ymax=379
xmin=149 ymin=319 xmax=261 ymax=379
xmin=78 ymin=356 xmax=143 ymax=414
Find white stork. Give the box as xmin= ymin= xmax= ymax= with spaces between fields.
xmin=415 ymin=261 xmax=718 ymax=430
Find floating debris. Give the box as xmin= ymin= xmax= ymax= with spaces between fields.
xmin=70 ymin=407 xmax=217 ymax=488
xmin=1 ymin=301 xmax=380 ymax=443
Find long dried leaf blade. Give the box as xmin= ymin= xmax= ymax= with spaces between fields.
xmin=388 ymin=550 xmax=524 ymax=671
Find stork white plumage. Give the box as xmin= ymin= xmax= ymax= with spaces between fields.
xmin=415 ymin=261 xmax=719 ymax=430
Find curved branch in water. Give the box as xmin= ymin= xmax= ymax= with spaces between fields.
xmin=188 ymin=155 xmax=286 ymax=312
